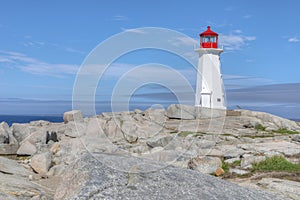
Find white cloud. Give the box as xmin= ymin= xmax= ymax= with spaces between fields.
xmin=223 ymin=74 xmax=275 ymax=90
xmin=168 ymin=36 xmax=198 ymax=47
xmin=0 ymin=51 xmax=78 ymax=77
xmin=243 ymin=15 xmax=252 ymax=19
xmin=233 ymin=30 xmax=243 ymax=34
xmin=113 ymin=15 xmax=129 ymax=21
xmin=219 ymin=34 xmax=256 ymax=50
xmin=121 ymin=28 xmax=147 ymax=34
xmin=64 ymin=47 xmax=85 ymax=54
xmin=288 ymin=37 xmax=300 ymax=42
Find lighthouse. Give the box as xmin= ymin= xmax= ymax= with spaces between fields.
xmin=195 ymin=26 xmax=226 ymax=110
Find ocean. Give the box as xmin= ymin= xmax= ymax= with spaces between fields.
xmin=0 ymin=115 xmax=63 ymax=126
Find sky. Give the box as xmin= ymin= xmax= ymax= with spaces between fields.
xmin=0 ymin=0 xmax=300 ymax=119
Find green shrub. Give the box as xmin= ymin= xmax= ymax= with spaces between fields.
xmin=232 ymin=160 xmax=241 ymax=167
xmin=254 ymin=123 xmax=266 ymax=131
xmin=222 ymin=161 xmax=229 ymax=174
xmin=272 ymin=128 xmax=300 ymax=135
xmin=252 ymin=156 xmax=300 ymax=172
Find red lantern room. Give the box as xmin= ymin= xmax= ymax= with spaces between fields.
xmin=200 ymin=26 xmax=218 ymax=48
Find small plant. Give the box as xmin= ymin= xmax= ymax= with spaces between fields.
xmin=252 ymin=156 xmax=300 ymax=173
xmin=178 ymin=131 xmax=195 ymax=137
xmin=177 ymin=131 xmax=204 ymax=137
xmin=231 ymin=160 xmax=241 ymax=167
xmin=222 ymin=161 xmax=229 ymax=174
xmin=254 ymin=123 xmax=266 ymax=131
xmin=272 ymin=128 xmax=300 ymax=135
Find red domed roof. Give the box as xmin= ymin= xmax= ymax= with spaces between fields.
xmin=200 ymin=26 xmax=218 ymax=36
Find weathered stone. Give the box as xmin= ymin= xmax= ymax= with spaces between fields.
xmin=54 ymin=153 xmax=278 ymax=200
xmin=63 ymin=110 xmax=83 ymax=123
xmin=166 ymin=104 xmax=195 ymax=119
xmin=29 ymin=120 xmax=51 ymax=126
xmin=245 ymin=141 xmax=300 ymax=157
xmin=0 ymin=122 xmax=10 ymax=144
xmin=103 ymin=119 xmax=123 ymax=142
xmin=121 ymin=121 xmax=138 ymax=143
xmin=22 ymin=129 xmax=48 ymax=145
xmin=224 ymin=148 xmax=245 ymax=159
xmin=188 ymin=156 xmax=222 ymax=174
xmin=50 ymin=142 xmax=61 ymax=154
xmin=195 ymin=107 xmax=227 ymax=119
xmin=292 ymin=134 xmax=300 ymax=143
xmin=12 ymin=123 xmax=32 ymax=143
xmin=0 ymin=143 xmax=19 ymax=155
xmin=224 ymin=157 xmax=241 ymax=164
xmin=17 ymin=140 xmax=37 ymax=156
xmin=47 ymin=164 xmax=65 ymax=176
xmin=30 ymin=152 xmax=52 ymax=174
xmin=241 ymin=156 xmax=266 ymax=169
xmin=205 ymin=149 xmax=224 ymax=158
xmin=140 ymin=150 xmax=183 ymax=164
xmin=0 ymin=156 xmax=29 ymax=177
xmin=229 ymin=168 xmax=249 ymax=175
xmin=146 ymin=135 xmax=173 ymax=148
xmin=0 ymin=122 xmax=19 ymax=155
xmin=63 ymin=121 xmax=86 ymax=138
xmin=0 ymin=173 xmax=52 ymax=199
xmin=241 ymin=110 xmax=300 ymax=131
xmin=257 ymin=178 xmax=300 ymax=199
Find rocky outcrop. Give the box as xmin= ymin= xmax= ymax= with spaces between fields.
xmin=63 ymin=110 xmax=83 ymax=123
xmin=0 ymin=122 xmax=19 ymax=155
xmin=30 ymin=152 xmax=52 ymax=174
xmin=0 ymin=104 xmax=300 ymax=199
xmin=17 ymin=140 xmax=37 ymax=155
xmin=166 ymin=104 xmax=226 ymax=119
xmin=188 ymin=156 xmax=222 ymax=174
xmin=54 ymin=153 xmax=277 ymax=200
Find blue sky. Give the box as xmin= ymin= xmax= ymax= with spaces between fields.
xmin=0 ymin=0 xmax=300 ymax=119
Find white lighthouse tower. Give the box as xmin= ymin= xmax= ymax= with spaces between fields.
xmin=195 ymin=26 xmax=226 ymax=109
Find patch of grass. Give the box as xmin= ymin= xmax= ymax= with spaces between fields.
xmin=272 ymin=128 xmax=300 ymax=135
xmin=222 ymin=161 xmax=229 ymax=175
xmin=252 ymin=156 xmax=300 ymax=173
xmin=177 ymin=131 xmax=204 ymax=137
xmin=232 ymin=160 xmax=241 ymax=167
xmin=178 ymin=131 xmax=195 ymax=137
xmin=254 ymin=123 xmax=266 ymax=131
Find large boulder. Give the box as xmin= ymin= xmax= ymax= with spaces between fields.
xmin=187 ymin=156 xmax=222 ymax=174
xmin=257 ymin=178 xmax=300 ymax=199
xmin=0 ymin=156 xmax=29 ymax=177
xmin=146 ymin=135 xmax=173 ymax=148
xmin=0 ymin=173 xmax=52 ymax=199
xmin=12 ymin=123 xmax=32 ymax=143
xmin=17 ymin=140 xmax=37 ymax=156
xmin=0 ymin=122 xmax=19 ymax=155
xmin=63 ymin=110 xmax=83 ymax=123
xmin=240 ymin=110 xmax=300 ymax=131
xmin=241 ymin=156 xmax=266 ymax=169
xmin=55 ymin=153 xmax=278 ymax=200
xmin=0 ymin=122 xmax=10 ymax=143
xmin=30 ymin=152 xmax=52 ymax=174
xmin=166 ymin=104 xmax=195 ymax=120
